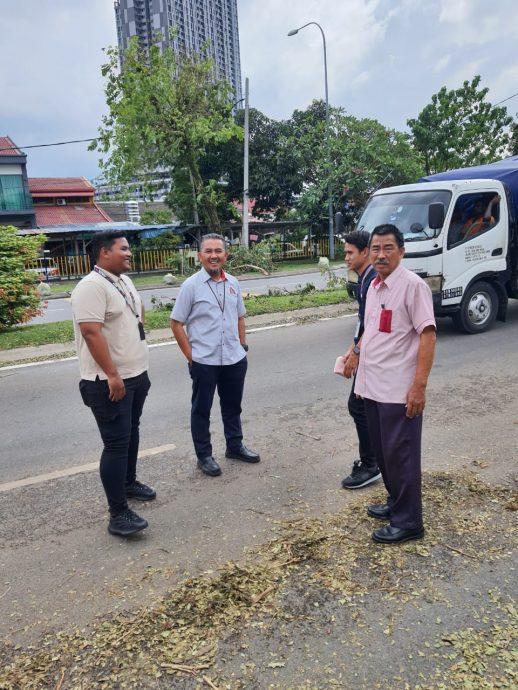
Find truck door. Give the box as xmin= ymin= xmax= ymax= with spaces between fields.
xmin=442 ymin=191 xmax=508 ymax=296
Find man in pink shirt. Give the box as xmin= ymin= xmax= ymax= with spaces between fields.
xmin=350 ymin=224 xmax=436 ymax=544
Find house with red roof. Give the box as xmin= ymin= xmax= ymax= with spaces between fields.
xmin=0 ymin=136 xmax=36 ymax=229
xmin=27 ymin=177 xmax=114 ymax=255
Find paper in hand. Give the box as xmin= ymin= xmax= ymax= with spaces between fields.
xmin=334 ymin=355 xmax=345 ymax=376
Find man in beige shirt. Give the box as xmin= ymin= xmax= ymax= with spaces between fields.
xmin=71 ymin=231 xmax=154 ymax=537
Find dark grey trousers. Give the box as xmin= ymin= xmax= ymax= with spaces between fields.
xmin=364 ymin=398 xmax=423 ymax=530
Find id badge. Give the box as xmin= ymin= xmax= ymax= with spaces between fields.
xmin=379 ymin=308 xmax=392 ymax=333
xmin=138 ymin=321 xmax=146 ymax=340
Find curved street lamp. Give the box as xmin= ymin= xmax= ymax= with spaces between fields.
xmin=288 ymin=22 xmax=334 ymax=260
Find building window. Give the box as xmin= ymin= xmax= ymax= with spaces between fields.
xmin=0 ymin=175 xmax=29 ymax=211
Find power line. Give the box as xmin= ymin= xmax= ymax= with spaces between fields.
xmin=1 ymin=88 xmax=518 ymax=155
xmin=0 ymin=137 xmax=98 ymax=153
xmin=494 ymin=92 xmax=518 ymax=106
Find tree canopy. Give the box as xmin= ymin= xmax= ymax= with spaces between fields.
xmin=407 ymin=75 xmax=512 ymax=175
xmin=91 ymin=38 xmax=241 ymax=231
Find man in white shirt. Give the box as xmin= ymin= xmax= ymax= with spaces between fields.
xmin=71 ymin=231 xmax=155 ymax=537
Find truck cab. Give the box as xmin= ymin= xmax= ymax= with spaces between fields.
xmin=355 ymin=177 xmax=518 ymax=333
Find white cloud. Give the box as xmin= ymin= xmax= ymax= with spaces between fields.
xmin=2 ymin=0 xmax=518 ymax=178
xmin=434 ymin=55 xmax=451 ymax=73
xmin=238 ymin=0 xmax=386 ymax=119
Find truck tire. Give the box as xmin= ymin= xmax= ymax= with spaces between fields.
xmin=452 ymin=281 xmax=498 ymax=334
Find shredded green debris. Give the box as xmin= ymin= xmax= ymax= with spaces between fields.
xmin=0 ymin=471 xmax=516 ymax=690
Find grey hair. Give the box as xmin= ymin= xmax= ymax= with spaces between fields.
xmin=199 ymin=233 xmax=225 ymax=250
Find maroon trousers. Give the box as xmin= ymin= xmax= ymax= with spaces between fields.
xmin=364 ymin=398 xmax=423 ymax=530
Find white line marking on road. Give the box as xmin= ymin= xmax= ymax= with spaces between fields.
xmin=0 ymin=443 xmax=176 ymax=493
xmin=0 ymin=313 xmax=357 ymax=371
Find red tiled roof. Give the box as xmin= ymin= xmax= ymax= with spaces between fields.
xmin=35 ymin=204 xmax=112 ymax=226
xmin=29 ymin=177 xmax=95 ymax=194
xmin=0 ymin=136 xmax=23 ymax=156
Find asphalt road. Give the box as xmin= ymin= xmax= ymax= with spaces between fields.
xmin=29 ymin=267 xmax=347 ymax=324
xmin=1 ymin=302 xmax=518 ymax=485
xmin=1 ymin=302 xmax=517 ymax=664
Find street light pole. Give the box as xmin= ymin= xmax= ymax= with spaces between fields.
xmin=243 ymin=77 xmax=250 ymax=248
xmin=288 ymin=22 xmax=334 ymax=260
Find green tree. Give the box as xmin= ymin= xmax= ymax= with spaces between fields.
xmin=139 ymin=209 xmax=173 ymax=225
xmin=407 ymin=75 xmax=512 ymax=175
xmin=199 ymin=107 xmax=302 ymax=220
xmin=510 ymin=121 xmax=518 ymax=156
xmin=287 ymin=101 xmax=423 ymax=222
xmin=0 ymin=226 xmax=45 ymax=330
xmin=91 ymin=39 xmax=241 ymax=231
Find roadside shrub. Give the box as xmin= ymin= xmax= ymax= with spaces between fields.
xmin=226 ymin=243 xmax=276 ymax=274
xmin=0 ymin=225 xmax=46 ymax=330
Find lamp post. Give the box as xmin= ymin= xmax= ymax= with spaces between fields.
xmin=243 ymin=77 xmax=250 ymax=248
xmin=288 ymin=22 xmax=334 ymax=260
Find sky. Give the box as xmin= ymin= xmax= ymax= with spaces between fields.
xmin=2 ymin=0 xmax=518 ymax=181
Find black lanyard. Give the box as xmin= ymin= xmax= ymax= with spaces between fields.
xmin=207 ymin=279 xmax=226 ymax=313
xmin=94 ymin=266 xmax=139 ymax=319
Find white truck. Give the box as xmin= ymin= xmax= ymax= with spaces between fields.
xmin=354 ymin=157 xmax=518 ymax=333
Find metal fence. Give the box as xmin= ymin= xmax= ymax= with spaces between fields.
xmin=24 ymin=223 xmax=341 ymax=280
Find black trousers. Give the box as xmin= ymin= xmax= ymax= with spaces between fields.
xmin=79 ymin=371 xmax=151 ymax=515
xmin=189 ymin=357 xmax=247 ymax=459
xmin=364 ymin=398 xmax=423 ymax=530
xmin=348 ymin=375 xmax=376 ymax=469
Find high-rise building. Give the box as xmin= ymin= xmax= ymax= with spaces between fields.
xmin=114 ymin=0 xmax=242 ymax=101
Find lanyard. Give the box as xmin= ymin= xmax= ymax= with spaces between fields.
xmin=94 ymin=265 xmax=139 ymax=319
xmin=359 ymin=265 xmax=375 ymax=302
xmin=206 ymin=279 xmax=226 ymax=313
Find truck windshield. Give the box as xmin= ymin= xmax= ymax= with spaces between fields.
xmin=355 ymin=190 xmax=452 ymax=241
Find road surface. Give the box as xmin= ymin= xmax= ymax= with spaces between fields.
xmin=29 ymin=267 xmax=347 ymax=324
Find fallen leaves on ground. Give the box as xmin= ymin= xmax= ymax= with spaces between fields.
xmin=0 ymin=471 xmax=516 ymax=690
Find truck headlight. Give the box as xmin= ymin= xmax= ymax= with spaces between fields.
xmin=423 ymin=275 xmax=443 ymax=293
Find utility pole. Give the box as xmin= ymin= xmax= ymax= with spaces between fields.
xmin=242 ymin=77 xmax=250 ymax=248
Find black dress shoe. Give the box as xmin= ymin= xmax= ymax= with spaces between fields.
xmin=225 ymin=445 xmax=261 ymax=463
xmin=197 ymin=455 xmax=222 ymax=476
xmin=367 ymin=503 xmax=391 ymax=520
xmin=372 ymin=524 xmax=424 ymax=544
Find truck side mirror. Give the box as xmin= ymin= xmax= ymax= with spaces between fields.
xmin=335 ymin=211 xmax=344 ymax=234
xmin=428 ymin=203 xmax=445 ymax=229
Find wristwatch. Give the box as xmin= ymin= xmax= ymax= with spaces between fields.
xmin=352 ymin=345 xmax=361 ymax=355
xmin=242 ymin=343 xmax=249 ymax=352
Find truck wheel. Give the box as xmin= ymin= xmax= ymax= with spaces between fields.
xmin=452 ymin=281 xmax=498 ymax=334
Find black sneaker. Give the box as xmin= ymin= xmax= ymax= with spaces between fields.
xmin=342 ymin=461 xmax=381 ymax=490
xmin=125 ymin=480 xmax=156 ymax=501
xmin=108 ymin=508 xmax=148 ymax=536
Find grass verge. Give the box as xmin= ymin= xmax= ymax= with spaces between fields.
xmin=40 ymin=261 xmax=343 ymax=295
xmin=0 ymin=288 xmax=348 ymax=351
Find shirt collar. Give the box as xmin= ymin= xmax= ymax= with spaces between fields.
xmin=359 ymin=264 xmax=374 ymax=282
xmin=94 ymin=265 xmax=123 ymax=283
xmin=200 ymin=267 xmax=227 ymax=282
xmin=372 ymin=262 xmax=405 ymax=290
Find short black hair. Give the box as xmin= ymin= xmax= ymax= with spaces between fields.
xmin=91 ymin=231 xmax=128 ymax=261
xmin=344 ymin=230 xmax=370 ymax=252
xmin=369 ymin=224 xmax=404 ymax=248
xmin=199 ymin=233 xmax=225 ymax=250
